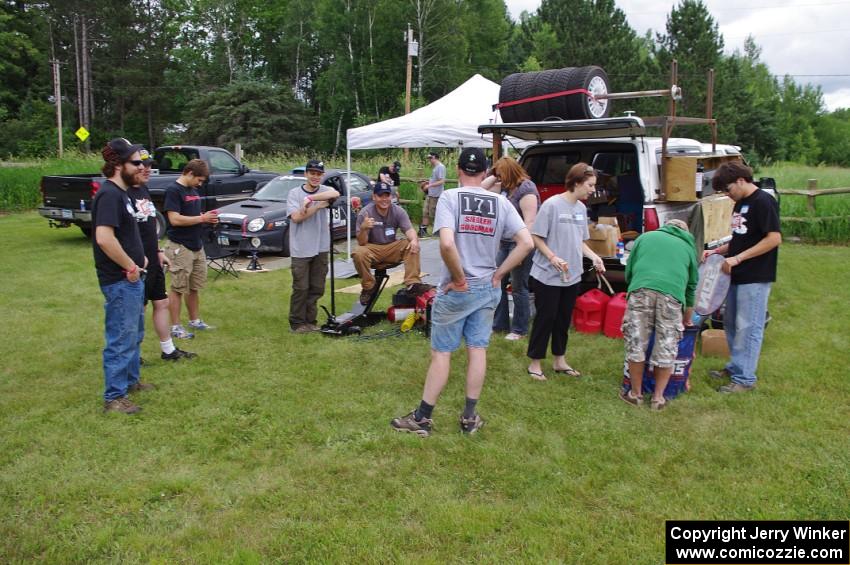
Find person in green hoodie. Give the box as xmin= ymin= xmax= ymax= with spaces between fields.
xmin=619 ymin=218 xmax=698 ymax=410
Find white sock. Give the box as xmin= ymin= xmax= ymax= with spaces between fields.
xmin=160 ymin=339 xmax=175 ymax=355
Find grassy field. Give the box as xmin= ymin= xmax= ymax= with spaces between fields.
xmin=1 ymin=211 xmax=848 ymax=562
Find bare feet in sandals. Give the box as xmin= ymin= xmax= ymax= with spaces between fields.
xmin=553 ymin=364 xmax=581 ymax=377
xmin=526 ymin=369 xmax=547 ymax=381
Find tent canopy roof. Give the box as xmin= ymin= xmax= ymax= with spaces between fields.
xmin=347 ymin=74 xmax=505 ymax=150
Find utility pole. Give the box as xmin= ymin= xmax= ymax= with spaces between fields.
xmin=404 ymin=24 xmax=418 ymax=159
xmin=51 ymin=58 xmax=63 ymax=158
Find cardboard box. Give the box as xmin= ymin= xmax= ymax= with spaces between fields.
xmin=587 ymin=222 xmax=620 ymax=257
xmin=700 ymin=329 xmax=730 ymax=358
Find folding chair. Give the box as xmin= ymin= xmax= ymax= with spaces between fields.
xmin=203 ymin=229 xmax=239 ymax=280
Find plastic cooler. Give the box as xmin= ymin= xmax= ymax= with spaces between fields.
xmin=573 ymin=288 xmax=610 ymax=333
xmin=603 ymin=292 xmax=627 ymax=338
xmin=621 ymin=326 xmax=699 ymax=400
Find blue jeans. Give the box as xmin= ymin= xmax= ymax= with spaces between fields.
xmin=724 ymin=282 xmax=771 ymax=386
xmin=101 ymin=279 xmax=145 ymax=401
xmin=493 ymin=241 xmax=533 ymax=335
xmin=431 ymin=283 xmax=501 ymax=352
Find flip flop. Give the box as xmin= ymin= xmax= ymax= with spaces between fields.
xmin=527 ymin=369 xmax=547 ymax=381
xmin=553 ymin=366 xmax=581 ymax=378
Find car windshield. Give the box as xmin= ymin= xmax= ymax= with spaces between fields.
xmin=252 ymin=177 xmax=305 ymax=201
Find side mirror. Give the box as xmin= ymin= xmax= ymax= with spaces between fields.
xmin=240 ymin=164 xmax=249 ymax=175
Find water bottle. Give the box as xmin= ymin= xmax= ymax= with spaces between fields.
xmin=80 ymin=199 xmax=86 ymax=212
xmin=616 ymin=240 xmax=624 ymax=261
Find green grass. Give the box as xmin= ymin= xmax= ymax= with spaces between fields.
xmin=1 ymin=211 xmax=848 ymax=562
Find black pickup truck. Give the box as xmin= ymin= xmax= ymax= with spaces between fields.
xmin=38 ymin=145 xmax=280 ymax=238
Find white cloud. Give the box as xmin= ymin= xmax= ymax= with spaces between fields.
xmin=504 ymin=0 xmax=850 ymax=111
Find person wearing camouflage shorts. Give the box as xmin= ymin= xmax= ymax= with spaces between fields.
xmin=620 ymin=219 xmax=698 ymax=410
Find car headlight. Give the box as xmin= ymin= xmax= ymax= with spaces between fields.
xmin=247 ymin=218 xmax=265 ymax=232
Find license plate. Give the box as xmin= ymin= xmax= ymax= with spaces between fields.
xmin=218 ymin=235 xmax=229 ymax=246
xmin=61 ymin=209 xmax=73 ymax=219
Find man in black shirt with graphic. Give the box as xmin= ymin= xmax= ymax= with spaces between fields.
xmin=128 ymin=150 xmax=196 ymax=362
xmin=163 ymin=159 xmax=218 ymax=339
xmin=707 ymin=162 xmax=781 ymax=393
xmin=92 ymin=138 xmax=150 ymax=414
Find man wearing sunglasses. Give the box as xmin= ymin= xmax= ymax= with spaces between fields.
xmin=92 ymin=138 xmax=151 ymax=414
xmin=128 ymin=150 xmax=197 ymax=363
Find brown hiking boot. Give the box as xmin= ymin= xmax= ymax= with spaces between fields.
xmin=103 ymin=396 xmax=141 ymax=414
xmin=291 ymin=324 xmax=313 ymax=334
xmin=128 ymin=381 xmax=155 ymax=393
xmin=718 ymin=382 xmax=755 ymax=394
xmin=359 ymin=287 xmax=376 ymax=305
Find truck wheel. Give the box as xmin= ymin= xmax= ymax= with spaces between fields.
xmin=80 ymin=226 xmax=92 ymax=238
xmin=499 ymin=66 xmax=611 ymax=122
xmin=155 ymin=211 xmax=167 ymax=240
xmin=498 ymin=72 xmax=524 ymax=123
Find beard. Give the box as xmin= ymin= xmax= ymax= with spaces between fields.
xmin=121 ymin=165 xmax=145 ymax=187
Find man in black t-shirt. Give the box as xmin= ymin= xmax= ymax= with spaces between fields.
xmin=92 ymin=138 xmax=150 ymax=414
xmin=163 ymin=159 xmax=218 ymax=339
xmin=706 ymin=162 xmax=782 ymax=393
xmin=128 ymin=150 xmax=196 ymax=362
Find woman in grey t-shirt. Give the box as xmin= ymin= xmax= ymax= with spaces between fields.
xmin=526 ymin=163 xmax=605 ymax=381
xmin=482 ymin=157 xmax=540 ymax=340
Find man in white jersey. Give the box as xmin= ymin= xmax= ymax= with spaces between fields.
xmin=391 ymin=148 xmax=533 ymax=436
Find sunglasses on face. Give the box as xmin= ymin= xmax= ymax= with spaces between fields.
xmin=128 ymin=160 xmax=145 ymax=167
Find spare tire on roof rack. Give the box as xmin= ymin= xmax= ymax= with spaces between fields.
xmin=498 ymin=66 xmax=611 ymax=123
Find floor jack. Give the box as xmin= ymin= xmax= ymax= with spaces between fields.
xmin=320 ymin=202 xmax=394 ymax=336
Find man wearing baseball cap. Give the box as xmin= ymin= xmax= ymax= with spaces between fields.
xmin=285 ymin=159 xmax=340 ymax=333
xmin=378 ymin=160 xmax=401 ymax=188
xmin=352 ymin=181 xmax=426 ymax=305
xmin=128 ymin=150 xmax=196 ymax=363
xmin=91 ymin=138 xmax=150 ymax=414
xmin=391 ymin=148 xmax=533 ymax=436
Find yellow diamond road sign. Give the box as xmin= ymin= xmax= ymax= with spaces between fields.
xmin=75 ymin=127 xmax=90 ymax=142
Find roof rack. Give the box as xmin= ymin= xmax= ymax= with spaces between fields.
xmin=487 ymin=61 xmax=719 ymax=199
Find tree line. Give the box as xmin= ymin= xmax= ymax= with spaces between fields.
xmin=2 ymin=0 xmax=849 ymax=166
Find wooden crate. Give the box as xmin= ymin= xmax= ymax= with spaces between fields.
xmin=701 ymin=194 xmax=735 ymax=243
xmin=662 ymin=154 xmax=744 ymax=202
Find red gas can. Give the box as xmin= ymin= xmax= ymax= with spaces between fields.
xmin=603 ymin=292 xmax=628 ymax=339
xmin=573 ymin=289 xmax=610 ymax=334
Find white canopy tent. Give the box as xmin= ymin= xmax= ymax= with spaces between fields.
xmin=342 ymin=74 xmax=520 ymax=256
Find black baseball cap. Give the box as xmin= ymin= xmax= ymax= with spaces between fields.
xmin=305 ymin=159 xmax=325 ymax=173
xmin=105 ymin=137 xmax=143 ymax=162
xmin=373 ymin=181 xmax=393 ymax=195
xmin=392 ymin=160 xmax=401 ymax=169
xmin=458 ymin=148 xmax=487 ymax=174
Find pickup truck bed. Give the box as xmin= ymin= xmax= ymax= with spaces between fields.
xmin=39 ymin=146 xmax=280 ymax=238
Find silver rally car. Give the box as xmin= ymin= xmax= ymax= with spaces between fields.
xmin=214 ymin=169 xmax=374 ymax=256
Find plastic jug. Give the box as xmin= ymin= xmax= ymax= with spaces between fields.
xmin=603 ymin=292 xmax=628 ymax=338
xmin=573 ymin=289 xmax=610 ymax=334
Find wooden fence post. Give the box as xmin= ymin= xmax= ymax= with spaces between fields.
xmin=806 ymin=179 xmax=817 ymax=213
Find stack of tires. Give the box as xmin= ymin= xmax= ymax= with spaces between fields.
xmin=499 ymin=66 xmax=611 ymax=123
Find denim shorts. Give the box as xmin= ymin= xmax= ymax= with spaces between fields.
xmin=430 ymin=283 xmax=501 ymax=352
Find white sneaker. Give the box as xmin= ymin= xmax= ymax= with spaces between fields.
xmin=188 ymin=320 xmax=214 ymax=331
xmin=171 ymin=325 xmax=194 ymax=339
xmin=504 ymin=332 xmax=524 ymax=341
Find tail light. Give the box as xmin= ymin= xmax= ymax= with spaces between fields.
xmin=89 ymin=181 xmax=101 ymax=198
xmin=643 ymin=205 xmax=659 ymax=232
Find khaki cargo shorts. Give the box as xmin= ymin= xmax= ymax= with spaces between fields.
xmin=622 ymin=288 xmax=683 ymax=368
xmin=166 ymin=243 xmax=207 ymax=294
